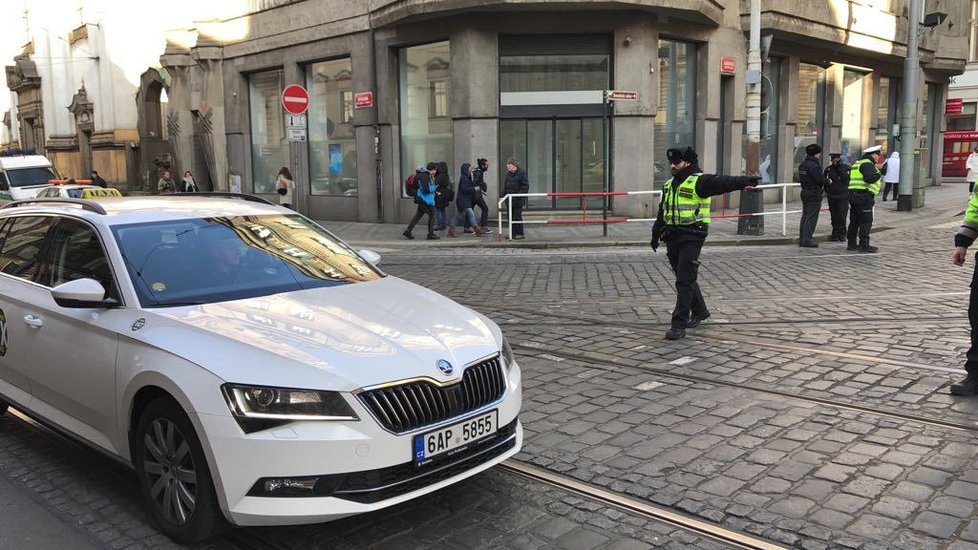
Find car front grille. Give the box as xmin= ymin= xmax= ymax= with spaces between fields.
xmin=357 ymin=356 xmax=506 ymax=433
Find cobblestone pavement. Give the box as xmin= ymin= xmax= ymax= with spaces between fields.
xmin=2 ymin=198 xmax=978 ymax=549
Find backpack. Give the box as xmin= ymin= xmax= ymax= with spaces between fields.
xmin=405 ymin=172 xmax=419 ymax=197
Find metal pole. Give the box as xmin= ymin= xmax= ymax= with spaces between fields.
xmin=897 ymin=0 xmax=921 ymax=212
xmin=602 ymin=95 xmax=609 ymax=237
xmin=738 ymin=0 xmax=764 ymax=235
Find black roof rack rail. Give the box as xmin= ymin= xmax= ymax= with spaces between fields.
xmin=1 ymin=198 xmax=107 ymax=215
xmin=175 ymin=192 xmax=275 ymax=206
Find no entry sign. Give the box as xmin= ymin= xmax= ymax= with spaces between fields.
xmin=282 ymin=84 xmax=309 ymax=115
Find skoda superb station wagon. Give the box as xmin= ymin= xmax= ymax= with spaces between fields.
xmin=0 ymin=195 xmax=522 ymax=542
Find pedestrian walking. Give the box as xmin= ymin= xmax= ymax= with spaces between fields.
xmin=403 ymin=163 xmax=439 ymax=240
xmin=949 ymin=190 xmax=978 ymax=396
xmin=502 ymin=157 xmax=529 ymax=239
xmin=182 ymin=171 xmax=199 ymax=193
xmin=798 ymin=143 xmax=827 ymax=248
xmin=448 ymin=163 xmax=485 ymax=237
xmin=846 ymin=145 xmax=884 ymax=253
xmin=650 ymin=146 xmax=760 ymax=340
xmin=90 ymin=170 xmax=107 ymax=188
xmin=275 ymin=167 xmax=295 ymax=209
xmin=472 ymin=158 xmax=490 ymax=230
xmin=434 ymin=162 xmax=453 ymax=232
xmin=967 ymin=147 xmax=978 ymax=193
xmin=157 ymin=170 xmax=176 ymax=194
xmin=824 ymin=153 xmax=851 ymax=242
xmin=881 ymin=152 xmax=900 ymax=201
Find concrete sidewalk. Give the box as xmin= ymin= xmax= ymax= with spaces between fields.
xmin=319 ymin=182 xmax=971 ymax=250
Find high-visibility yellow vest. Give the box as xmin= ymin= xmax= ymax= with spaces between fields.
xmin=662 ymin=173 xmax=711 ymax=226
xmin=848 ymin=159 xmax=881 ymax=195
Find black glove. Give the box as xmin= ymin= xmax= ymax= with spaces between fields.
xmin=650 ymin=229 xmax=661 ymax=252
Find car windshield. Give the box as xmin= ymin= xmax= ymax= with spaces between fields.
xmin=7 ymin=167 xmax=58 ymax=187
xmin=113 ymin=214 xmax=383 ymax=307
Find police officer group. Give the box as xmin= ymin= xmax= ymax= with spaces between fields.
xmin=797 ymin=143 xmax=886 ymax=253
xmin=650 ymin=144 xmax=977 ymax=397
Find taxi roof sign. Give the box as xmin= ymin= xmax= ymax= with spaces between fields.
xmin=605 ymin=90 xmax=639 ymax=101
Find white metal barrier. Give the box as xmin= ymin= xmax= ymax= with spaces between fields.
xmin=496 ymin=182 xmax=804 ymax=240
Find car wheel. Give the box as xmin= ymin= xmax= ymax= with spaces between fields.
xmin=134 ymin=397 xmax=225 ymax=543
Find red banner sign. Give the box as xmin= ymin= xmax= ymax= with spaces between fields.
xmin=946 ymin=98 xmax=964 ymax=114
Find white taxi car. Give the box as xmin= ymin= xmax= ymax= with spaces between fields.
xmin=0 ymin=194 xmax=522 ymax=542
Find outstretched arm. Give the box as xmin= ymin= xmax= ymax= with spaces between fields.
xmin=695 ymin=174 xmax=760 ymax=198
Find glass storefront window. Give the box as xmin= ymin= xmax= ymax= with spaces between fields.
xmin=793 ymin=64 xmax=825 ymax=180
xmin=760 ymin=57 xmax=781 ymax=183
xmin=306 ymin=58 xmax=357 ymax=197
xmin=399 ymin=41 xmax=452 ymax=196
xmin=249 ymin=69 xmax=287 ymax=194
xmin=655 ymin=40 xmax=696 ymax=183
xmin=841 ymin=69 xmax=867 ymax=163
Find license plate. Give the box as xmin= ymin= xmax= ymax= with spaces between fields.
xmin=413 ymin=410 xmax=498 ymax=466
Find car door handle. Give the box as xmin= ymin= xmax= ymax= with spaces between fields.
xmin=23 ymin=315 xmax=43 ymax=329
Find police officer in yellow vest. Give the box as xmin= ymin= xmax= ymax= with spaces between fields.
xmin=949 ymin=189 xmax=978 ymax=395
xmin=651 ymin=147 xmax=760 ymax=340
xmin=847 ymin=145 xmax=885 ymax=253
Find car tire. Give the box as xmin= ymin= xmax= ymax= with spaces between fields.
xmin=134 ymin=397 xmax=226 ymax=543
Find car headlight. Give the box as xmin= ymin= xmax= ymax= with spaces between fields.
xmin=501 ymin=337 xmax=516 ymax=371
xmin=221 ymin=384 xmax=358 ymax=433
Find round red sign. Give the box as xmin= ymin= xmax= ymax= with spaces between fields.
xmin=282 ymin=84 xmax=309 ymax=115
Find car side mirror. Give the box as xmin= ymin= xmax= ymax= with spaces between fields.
xmin=358 ymin=249 xmax=381 ymax=265
xmin=51 ymin=278 xmax=120 ymax=309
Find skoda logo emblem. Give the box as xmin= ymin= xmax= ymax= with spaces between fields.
xmin=436 ymin=360 xmax=454 ymax=375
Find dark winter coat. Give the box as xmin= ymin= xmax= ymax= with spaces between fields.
xmin=798 ymin=155 xmax=828 ymax=202
xmin=434 ymin=162 xmax=453 ymax=208
xmin=456 ymin=163 xmax=474 ymax=210
xmin=502 ymin=167 xmax=529 ymax=198
xmin=823 ymin=162 xmax=850 ymax=198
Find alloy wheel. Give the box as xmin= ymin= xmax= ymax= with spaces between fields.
xmin=142 ymin=418 xmax=198 ymax=525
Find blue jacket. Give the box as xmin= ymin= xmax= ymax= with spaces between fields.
xmin=456 ymin=163 xmax=474 ymax=210
xmin=416 ymin=172 xmax=436 ymax=206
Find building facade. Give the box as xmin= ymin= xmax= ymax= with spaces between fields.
xmin=3 ymin=0 xmax=968 ymax=217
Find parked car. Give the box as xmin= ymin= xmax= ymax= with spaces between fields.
xmin=0 ymin=153 xmax=60 ymax=203
xmin=35 ymin=183 xmax=123 ymax=199
xmin=0 ymin=194 xmax=522 ymax=542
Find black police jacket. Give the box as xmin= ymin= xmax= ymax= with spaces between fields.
xmin=798 ymin=155 xmax=827 ymax=201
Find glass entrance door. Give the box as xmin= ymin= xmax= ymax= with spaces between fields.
xmin=500 ymin=118 xmax=606 ymax=210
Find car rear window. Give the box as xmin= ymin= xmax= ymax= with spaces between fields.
xmin=112 ymin=214 xmax=383 ymax=307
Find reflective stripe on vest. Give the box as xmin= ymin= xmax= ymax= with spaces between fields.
xmin=848 ymin=159 xmax=881 ymax=196
xmin=662 ymin=173 xmax=711 ymax=226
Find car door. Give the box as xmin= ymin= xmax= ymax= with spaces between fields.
xmin=19 ymin=217 xmax=121 ymax=452
xmin=0 ymin=215 xmax=57 ymax=408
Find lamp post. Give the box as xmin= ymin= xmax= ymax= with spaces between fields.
xmin=896 ymin=0 xmax=922 ymax=212
xmin=738 ymin=0 xmax=764 ymax=235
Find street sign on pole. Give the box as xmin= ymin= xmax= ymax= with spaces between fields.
xmin=605 ymin=90 xmax=639 ymax=101
xmin=282 ymin=85 xmax=309 ymax=115
xmin=354 ymin=92 xmax=374 ymax=109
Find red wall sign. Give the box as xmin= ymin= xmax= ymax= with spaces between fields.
xmin=946 ymin=98 xmax=964 ymax=114
xmin=282 ymin=84 xmax=309 ymax=115
xmin=354 ymin=92 xmax=374 ymax=109
xmin=720 ymin=57 xmax=736 ymax=74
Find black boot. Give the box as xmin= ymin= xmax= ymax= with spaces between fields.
xmin=858 ymin=241 xmax=878 ymax=253
xmin=950 ymin=376 xmax=978 ymax=396
xmin=687 ymin=312 xmax=711 ymax=328
xmin=402 ymin=230 xmax=415 ymax=240
xmin=665 ymin=328 xmax=686 ymax=340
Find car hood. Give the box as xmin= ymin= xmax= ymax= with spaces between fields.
xmin=140 ymin=276 xmax=502 ymax=390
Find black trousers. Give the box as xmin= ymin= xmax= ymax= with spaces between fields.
xmin=827 ymin=196 xmax=849 ymax=240
xmin=882 ymin=182 xmax=897 ymax=201
xmin=846 ymin=191 xmax=875 ymax=247
xmin=406 ymin=202 xmax=435 ymax=235
xmin=799 ymin=198 xmax=821 ymax=245
xmin=473 ymin=194 xmax=489 ymax=227
xmin=511 ymin=197 xmax=526 ymax=237
xmin=665 ymin=235 xmax=708 ymax=329
xmin=967 ymin=254 xmax=978 ymax=377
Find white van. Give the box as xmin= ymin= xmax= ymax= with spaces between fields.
xmin=0 ymin=154 xmax=60 ymax=202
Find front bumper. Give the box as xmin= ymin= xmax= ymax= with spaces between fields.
xmin=201 ymin=365 xmax=523 ymax=526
